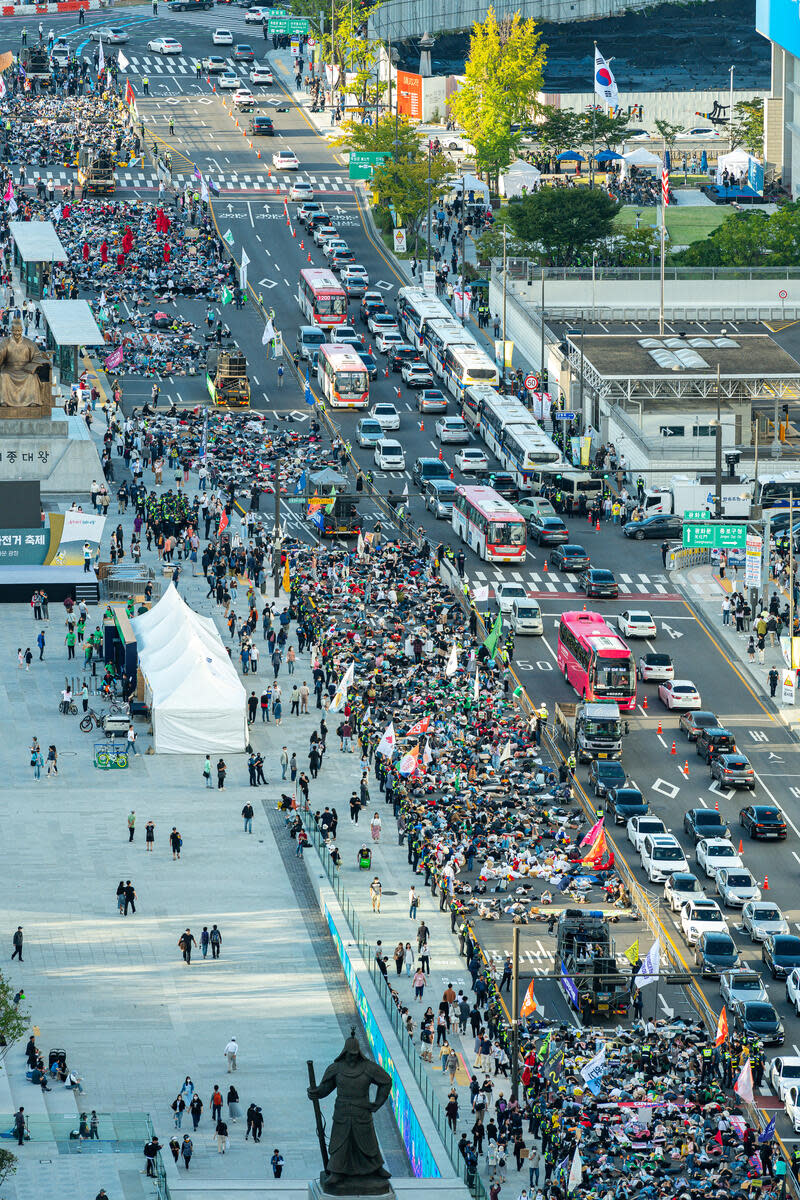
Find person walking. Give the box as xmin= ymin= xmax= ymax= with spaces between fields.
xmin=127 ymin=810 xmax=136 ymax=842
xmin=13 ymin=1107 xmax=25 ymax=1146
xmin=201 ymin=927 xmax=210 ymax=959
xmin=369 ymin=876 xmax=382 ymax=912
xmin=145 ymin=821 xmax=155 ymax=851
xmin=242 ymin=801 xmax=254 ymax=833
xmin=37 ymin=629 xmax=45 ymax=660
xmin=271 ymin=1149 xmax=284 ymax=1177
xmin=123 ymin=881 xmax=136 ymax=915
xmin=203 ymin=755 xmax=213 ymax=788
xmin=180 ymin=929 xmax=197 ymax=964
xmin=180 ymin=1134 xmax=193 ymax=1170
xmin=409 ymin=887 xmax=419 ymax=919
xmin=225 ymin=1037 xmax=238 ymax=1072
xmin=210 ymin=925 xmax=222 ymax=959
xmin=217 ymin=758 xmax=227 ymax=789
xmin=189 ymin=1095 xmax=203 ymax=1130
xmin=227 ymin=1084 xmax=241 ymax=1123
xmin=11 ymin=926 xmax=23 ymax=962
xmin=170 ymin=827 xmax=182 ymax=860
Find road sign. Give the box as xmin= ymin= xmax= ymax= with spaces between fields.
xmin=267 ymin=16 xmax=309 ymax=36
xmin=683 ymin=509 xmax=709 ymax=520
xmin=349 ymin=151 xmax=391 ymax=180
xmin=554 ymin=411 xmax=575 ymax=420
xmin=682 ymin=522 xmax=747 ymax=550
xmin=524 ymin=373 xmax=539 ymax=391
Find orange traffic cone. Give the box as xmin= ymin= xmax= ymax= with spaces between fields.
xmin=257 ymin=150 xmax=261 ymax=159
xmin=384 ymin=367 xmax=389 ymax=378
xmin=300 ymin=240 xmax=304 ymax=250
xmin=582 ymin=603 xmax=587 ymax=610
xmin=683 ymin=760 xmax=689 ymax=777
xmin=670 ymin=740 xmax=676 ymax=754
xmin=764 ymin=875 xmax=770 ymax=890
xmin=286 ymin=215 xmax=290 ymax=225
xmin=292 ymin=227 xmax=296 ymax=238
xmin=438 ymin=448 xmax=443 ymax=460
xmin=657 ymin=722 xmax=662 ymax=735
xmin=368 ymin=345 xmax=372 ymax=355
xmin=419 ymin=420 xmax=424 ymax=431
xmin=450 ymin=470 xmax=454 ymax=480
xmin=307 ymin=252 xmax=312 ymax=263
xmin=714 ymin=799 xmax=719 ymax=811
xmin=642 ymin=697 xmax=647 ymax=710
xmin=543 ymin=559 xmax=548 ymax=572
xmin=738 ymin=839 xmax=743 ymax=854
xmin=595 ymin=519 xmax=600 ymax=531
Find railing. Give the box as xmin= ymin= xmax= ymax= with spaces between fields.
xmin=667 ymin=547 xmax=712 ymax=571
xmin=144 ymin=1113 xmax=172 ymax=1200
xmin=500 ymin=259 xmax=800 ymax=284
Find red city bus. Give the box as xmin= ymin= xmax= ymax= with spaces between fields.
xmin=297 ymin=268 xmax=347 ymax=327
xmin=451 ymin=485 xmax=526 ymax=562
xmin=557 ymin=610 xmax=636 ymax=711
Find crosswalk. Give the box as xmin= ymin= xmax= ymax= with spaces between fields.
xmin=484 ymin=945 xmax=634 ymax=974
xmin=121 ymin=54 xmax=264 ymax=75
xmin=27 ymin=166 xmax=351 ymax=193
xmin=472 ymin=568 xmax=672 ymax=596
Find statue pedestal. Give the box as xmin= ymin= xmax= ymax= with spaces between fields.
xmin=308 ymin=1180 xmax=469 ymax=1200
xmin=310 ymin=1178 xmax=395 ymax=1200
xmin=0 ymin=413 xmax=103 ymax=496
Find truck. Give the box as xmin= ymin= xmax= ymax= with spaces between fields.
xmin=311 ymin=493 xmax=360 ymax=538
xmin=638 ymin=474 xmax=752 ymax=518
xmin=77 ymin=147 xmax=116 ymax=196
xmin=205 ymin=346 xmax=250 ymax=408
xmin=555 ymin=700 xmax=623 ymax=763
xmin=19 ymin=46 xmax=51 ymax=84
xmin=556 ymin=909 xmax=631 ymax=1021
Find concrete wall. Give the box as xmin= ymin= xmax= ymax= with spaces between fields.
xmin=370 ymin=0 xmax=668 ymax=43
xmin=0 ymin=414 xmax=104 ymax=495
xmin=542 ymin=89 xmax=767 ymax=143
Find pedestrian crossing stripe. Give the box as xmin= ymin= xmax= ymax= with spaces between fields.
xmin=27 ymin=168 xmax=352 ymax=194
xmin=125 ymin=55 xmax=266 ymax=75
xmin=471 ymin=568 xmax=670 ymax=595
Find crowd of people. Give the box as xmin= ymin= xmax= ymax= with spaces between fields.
xmin=0 ymin=94 xmax=137 ymax=168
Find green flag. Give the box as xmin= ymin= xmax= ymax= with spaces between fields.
xmin=221 ymin=285 xmax=233 ymax=306
xmin=483 ymin=612 xmax=502 ymax=659
xmin=223 ymin=228 xmax=234 ymax=246
xmin=537 ymin=1030 xmax=551 ymax=1061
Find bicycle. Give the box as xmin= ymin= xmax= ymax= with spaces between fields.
xmin=59 ymin=699 xmax=78 ymax=715
xmin=80 ymin=708 xmax=104 ymax=731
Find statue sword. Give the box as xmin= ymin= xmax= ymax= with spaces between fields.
xmin=307 ymin=1060 xmax=329 ymax=1170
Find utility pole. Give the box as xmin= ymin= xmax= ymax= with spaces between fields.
xmin=458 ymin=172 xmax=465 ymax=326
xmin=273 ymin=457 xmax=282 ymax=598
xmin=510 ymin=925 xmax=520 ymax=1101
xmin=500 ymin=226 xmax=507 ymax=380
xmin=540 ymin=268 xmax=545 ymax=395
xmin=729 ymin=65 xmax=735 ymax=153
xmin=790 ymin=490 xmax=796 ymax=647
xmin=329 ymin=0 xmax=336 ymax=117
xmin=714 ymin=363 xmax=722 ymax=519
xmin=426 ymin=138 xmax=432 ymax=270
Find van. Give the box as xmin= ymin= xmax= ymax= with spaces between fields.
xmin=510 ymin=598 xmax=543 ymax=635
xmin=412 ymin=457 xmax=451 ymax=486
xmin=530 ymin=467 xmax=602 ymax=504
xmin=296 ymin=325 xmax=326 ymax=360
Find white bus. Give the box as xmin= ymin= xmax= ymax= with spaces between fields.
xmin=317 ymin=343 xmax=369 ymax=408
xmin=442 ymin=343 xmax=500 ymax=402
xmin=498 ymin=425 xmax=562 ymax=487
xmin=478 ymin=394 xmax=537 ymax=458
xmin=396 ymin=287 xmax=451 ymax=347
xmin=451 ymin=485 xmax=527 ymax=563
xmin=755 ymin=471 xmax=800 ymax=509
xmin=422 ymin=318 xmax=472 ymax=378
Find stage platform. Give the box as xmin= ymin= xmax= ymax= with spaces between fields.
xmin=702 ymin=183 xmax=765 ymax=205
xmin=0 ymin=565 xmax=98 ymax=603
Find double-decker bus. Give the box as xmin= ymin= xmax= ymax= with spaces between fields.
xmin=557 ymin=610 xmax=636 ymax=711
xmin=451 ymin=485 xmax=527 ymax=562
xmin=396 ymin=286 xmax=451 ymax=346
xmin=442 ymin=342 xmax=500 ymax=401
xmin=317 ymin=343 xmax=369 ymax=408
xmin=297 ymin=268 xmax=347 ymax=328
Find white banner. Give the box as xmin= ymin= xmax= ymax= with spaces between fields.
xmin=745 ymin=533 xmax=762 ymax=589
xmin=393 ymin=228 xmax=407 ymax=253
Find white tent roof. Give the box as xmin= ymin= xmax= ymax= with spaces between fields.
xmin=620 ymin=148 xmax=663 ymax=178
xmin=499 ymin=160 xmax=542 ymax=198
xmin=717 ymin=148 xmax=754 ymax=172
xmin=450 ymin=172 xmax=490 ymax=202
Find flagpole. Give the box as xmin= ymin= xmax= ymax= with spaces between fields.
xmin=511 ymin=925 xmax=520 ymax=1101
xmin=659 ymin=175 xmax=666 ymax=336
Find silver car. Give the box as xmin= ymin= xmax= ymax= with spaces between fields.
xmin=742 ymin=900 xmax=789 ymax=942
xmin=715 ymin=868 xmax=761 ymax=909
xmin=720 ymin=969 xmax=769 ymax=1008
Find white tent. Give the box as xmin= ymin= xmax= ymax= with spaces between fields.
xmin=132 ymin=584 xmax=247 ymax=754
xmin=620 ymin=148 xmax=663 ymax=178
xmin=499 ymin=160 xmax=542 ymax=198
xmin=450 ymin=172 xmax=490 ymax=204
xmin=715 ymin=148 xmax=759 ymax=184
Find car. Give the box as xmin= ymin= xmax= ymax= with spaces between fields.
xmin=787 ymin=968 xmax=800 ymax=1015
xmin=374 ymin=439 xmax=405 ymax=471
xmin=289 ymin=181 xmax=313 ymax=203
xmin=402 ymin=363 xmax=434 ymax=387
xmin=770 ymin=1057 xmax=800 ymax=1101
xmin=411 ymin=457 xmax=451 ymax=487
xmin=245 ymin=5 xmax=269 ymax=20
xmin=233 ymin=88 xmax=255 ymax=109
xmin=342 ymin=270 xmax=367 ymax=298
xmin=202 ymin=54 xmax=228 ymax=72
xmin=346 ymin=264 xmax=369 ymax=282
xmin=740 ymin=804 xmax=787 ymax=840
xmin=90 ymin=27 xmax=129 ymax=42
xmin=388 ymin=346 xmax=418 ymax=373
xmin=297 ymin=203 xmax=323 ymax=226
xmin=604 ymin=788 xmax=647 ymax=823
xmin=435 ymin=417 xmax=470 ymax=445
xmin=213 ymin=28 xmax=234 ymax=44
xmin=306 ymin=212 xmax=333 ymax=234
xmin=637 ymin=653 xmax=674 ymax=682
xmin=233 ymin=44 xmax=255 ymax=61
xmin=250 ymin=64 xmax=274 ymax=85
xmin=250 ymin=114 xmax=275 ymax=136
xmin=732 ymin=1000 xmax=784 ymax=1045
xmin=715 ymin=867 xmax=761 ymax=908
xmin=664 ymin=871 xmax=706 ymax=912
xmin=455 ymin=448 xmax=489 ymax=473
xmin=549 ymin=544 xmax=590 ymax=572
xmin=51 ymin=42 xmax=70 ymax=65
xmin=623 ymin=513 xmax=684 ymax=539
xmin=376 ymin=330 xmax=405 ymax=354
xmin=627 ymin=814 xmax=667 ymax=853
xmin=218 ymin=72 xmax=240 ymax=89
xmin=148 ymin=37 xmax=182 ymax=54
xmin=683 ymin=808 xmax=729 ymax=844
xmin=322 ymin=238 xmax=348 ymax=262
xmin=695 ymin=726 xmax=737 ymax=763
xmin=641 ymin=833 xmax=690 ymax=884
xmin=515 ymin=496 xmax=556 ymax=520
xmin=336 ymin=332 xmax=363 ymax=351
xmin=272 ymin=148 xmax=300 ymax=170
xmin=369 ymin=403 xmax=400 ymax=431
xmin=168 ymin=0 xmax=211 ymax=7
xmin=313 ymin=224 xmax=337 ymax=247
xmin=679 ymin=710 xmax=720 ymax=741
xmin=480 ymin=471 xmax=519 ymax=501
xmin=695 ymin=931 xmax=739 ymax=978
xmin=331 ymin=250 xmax=357 ymax=272
xmin=743 ymin=900 xmax=789 ymax=943
xmin=368 ymin=312 xmax=398 ymax=336
xmin=696 ymin=838 xmax=742 ymax=879
xmin=720 ymin=969 xmax=769 ymax=1008
xmin=712 ymin=753 xmax=755 ymax=790
xmin=356 ymin=352 xmax=378 ymax=381
xmin=417 ymin=389 xmax=447 ymax=413
xmin=686 ymin=126 xmax=722 ymax=138
xmin=658 ymin=680 xmax=701 ymax=710
xmin=529 ymin=514 xmax=569 ymax=546
xmin=587 ymin=758 xmax=626 ymax=798
xmin=495 ymin=582 xmax=528 ymax=614
xmin=617 ymin=610 xmax=657 ymax=638
xmin=425 ymin=479 xmax=458 ymax=519
xmin=763 ymin=934 xmax=800 ymax=979
xmin=580 ymin=568 xmax=618 ymax=598
xmin=360 ymin=294 xmax=387 ymax=323
xmin=680 ymin=898 xmax=728 ymax=945
xmin=356 ymin=418 xmax=383 ymax=448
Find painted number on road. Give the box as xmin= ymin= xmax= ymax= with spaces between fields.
xmin=516 ymin=660 xmax=552 ymax=671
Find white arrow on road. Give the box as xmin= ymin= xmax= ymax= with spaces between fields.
xmin=661 ymin=622 xmax=683 ymax=639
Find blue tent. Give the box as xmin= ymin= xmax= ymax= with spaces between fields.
xmin=700 ymin=150 xmax=708 ymax=173
xmin=594 ymin=150 xmax=623 ymax=163
xmin=556 ymin=150 xmax=586 ymax=162
xmin=665 ymin=149 xmax=671 ymax=171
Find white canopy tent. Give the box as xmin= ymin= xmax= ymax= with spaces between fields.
xmin=499 ymin=160 xmax=542 ymax=198
xmin=620 ymin=148 xmax=663 ymax=178
xmin=715 ymin=148 xmax=759 ymax=184
xmin=450 ymin=173 xmax=490 ymax=204
xmin=132 ymin=584 xmax=247 ymax=754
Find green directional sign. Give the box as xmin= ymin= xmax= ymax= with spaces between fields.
xmin=682 ymin=522 xmax=747 ymax=550
xmin=349 ymin=150 xmax=391 ymax=180
xmin=267 ymin=15 xmax=309 ymax=35
xmin=684 ymin=509 xmax=710 ymax=520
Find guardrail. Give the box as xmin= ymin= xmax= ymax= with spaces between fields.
xmin=666 ymin=547 xmax=711 ymax=571
xmin=144 ymin=1113 xmax=171 ymax=1200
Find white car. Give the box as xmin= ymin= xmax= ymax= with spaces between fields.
xmin=250 ymin=65 xmax=274 ymax=85
xmin=658 ymin=679 xmax=702 ymax=709
xmin=322 ymin=238 xmax=349 ymax=262
xmin=148 ymin=37 xmax=182 ymax=54
xmin=715 ymin=867 xmax=761 ymax=908
xmin=245 ymin=6 xmax=270 ymax=21
xmin=374 ymin=439 xmax=405 ymax=471
xmin=51 ymin=42 xmax=70 ymax=65
xmin=640 ymin=833 xmax=689 ymax=884
xmin=686 ymin=126 xmax=721 ymax=138
xmin=770 ymin=1057 xmax=800 ymax=1101
xmin=495 ymin=582 xmax=528 ymax=614
xmin=617 ymin=610 xmax=657 ymax=638
xmin=720 ymin=969 xmax=768 ymax=1008
xmin=369 ymin=403 xmax=400 ymax=431
xmin=273 ymin=148 xmax=300 ymax=170
xmin=434 ymin=416 xmax=469 ymax=443
xmin=375 ymin=329 xmax=404 ymax=354
xmin=455 ymin=448 xmax=489 ymax=473
xmin=313 ymin=225 xmax=337 ymax=247
xmin=213 ymin=29 xmax=233 ymax=45
xmin=367 ymin=312 xmax=399 ymax=336
xmin=91 ymin=27 xmax=129 ymax=42
xmin=787 ymin=968 xmax=800 ymax=1016
xmin=328 ymin=325 xmax=359 ymax=344
xmin=402 ymin=362 xmax=434 ymax=387
xmin=742 ymin=900 xmax=789 ymax=942
xmin=202 ymin=55 xmax=227 ymax=73
xmin=347 ymin=264 xmax=369 ymax=282
xmin=290 ymin=181 xmax=313 ymax=202
xmin=696 ymin=837 xmax=743 ymax=879
xmin=679 ymin=898 xmax=728 ymax=946
xmin=233 ymin=88 xmax=255 ymax=108
xmin=218 ymin=72 xmax=240 ymax=90
xmin=627 ymin=814 xmax=667 ymax=854
xmin=664 ymin=871 xmax=705 ymax=912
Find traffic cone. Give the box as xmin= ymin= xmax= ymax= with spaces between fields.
xmin=670 ymin=740 xmax=676 ymax=754
xmin=438 ymin=448 xmax=443 ymax=460
xmin=384 ymin=367 xmax=389 ymax=378
xmin=300 ymin=240 xmax=304 ymax=250
xmin=395 ymin=387 xmax=402 ymax=402
xmin=292 ymin=227 xmax=296 ymax=238
xmin=307 ymin=252 xmax=312 ymax=263
xmin=683 ymin=760 xmax=689 ymax=777
xmin=714 ymin=799 xmax=719 ymax=811
xmin=286 ymin=215 xmax=290 ymax=225
xmin=582 ymin=603 xmax=586 ymax=610
xmin=739 ymin=839 xmax=743 ymax=854
xmin=543 ymin=559 xmax=548 ymax=572
xmin=450 ymin=470 xmax=454 ymax=480
xmin=257 ymin=151 xmax=261 ymax=159
xmin=642 ymin=697 xmax=647 ymax=710
xmin=657 ymin=722 xmax=662 ymax=735
xmin=368 ymin=345 xmax=372 ymax=355
xmin=595 ymin=519 xmax=600 ymax=532
xmin=764 ymin=875 xmax=770 ymax=890
xmin=419 ymin=420 xmax=424 ymax=431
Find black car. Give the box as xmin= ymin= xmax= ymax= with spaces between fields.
xmin=762 ymin=934 xmax=800 ymax=979
xmin=356 ymin=350 xmax=378 ymax=381
xmin=580 ymin=567 xmax=618 ymax=598
xmin=389 ymin=346 xmax=420 ymax=373
xmin=306 ymin=212 xmax=333 ymax=234
xmin=711 ymin=753 xmax=755 ymax=790
xmin=250 ymin=114 xmax=275 ymax=136
xmin=696 ymin=726 xmax=737 ymax=763
xmin=587 ymin=759 xmax=626 ymax=797
xmin=732 ymin=1001 xmax=785 ymax=1045
xmin=530 ymin=514 xmax=569 ymax=546
xmin=479 ymin=471 xmax=519 ymax=501
xmin=679 ymin=710 xmax=720 ymax=741
xmin=683 ymin=808 xmax=730 ymax=843
xmin=605 ymin=787 xmax=648 ymax=824
xmin=623 ymin=513 xmax=684 ymax=540
xmin=360 ymin=294 xmax=387 ymax=324
xmin=695 ymin=931 xmax=739 ymax=978
xmin=549 ymin=544 xmax=590 ymax=572
xmin=739 ymin=804 xmax=788 ymax=840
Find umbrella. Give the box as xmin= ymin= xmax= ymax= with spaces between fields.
xmin=594 ymin=150 xmax=623 ymax=163
xmin=556 ymin=151 xmax=585 ymax=162
xmin=664 ymin=149 xmax=671 ymax=171
xmin=700 ymin=150 xmax=708 ymax=173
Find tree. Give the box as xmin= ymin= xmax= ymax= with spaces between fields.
xmin=730 ymin=98 xmax=764 ymax=154
xmin=0 ymin=1147 xmax=16 ymax=1193
xmin=0 ymin=972 xmax=27 ymax=1060
xmin=449 ymin=6 xmax=546 ymax=188
xmin=334 ymin=114 xmax=421 ymax=161
xmin=675 ymin=210 xmax=772 ymax=267
xmin=535 ymin=106 xmax=586 ymax=160
xmin=612 ymin=226 xmax=660 ymax=267
xmin=506 ymin=187 xmax=621 ymax=265
xmin=654 ymin=118 xmax=685 ymax=147
xmin=584 ymin=109 xmax=632 ymax=152
xmin=371 ymin=153 xmax=454 ymax=248
xmin=473 ymin=214 xmax=527 ymax=265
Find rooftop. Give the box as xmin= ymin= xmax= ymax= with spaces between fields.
xmin=564 ymin=329 xmax=800 ymax=379
xmin=9 ymin=220 xmax=67 ymax=263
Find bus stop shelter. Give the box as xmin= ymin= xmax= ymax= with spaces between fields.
xmin=9 ymin=221 xmax=68 ymax=299
xmin=39 ymin=299 xmax=104 ymax=385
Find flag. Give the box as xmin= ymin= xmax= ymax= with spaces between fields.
xmin=734 ymin=1057 xmax=754 ymax=1105
xmin=117 ymin=49 xmax=130 ymax=71
xmin=715 ymin=1005 xmax=728 ymax=1046
xmin=218 ymin=510 xmax=229 ymax=536
xmin=51 ymin=203 xmax=61 ymax=223
xmin=472 ymin=585 xmax=489 ymax=603
xmin=406 ymin=716 xmax=430 ymax=737
xmin=125 ymin=79 xmax=135 ymax=107
xmin=581 ymin=1047 xmax=606 ymax=1095
xmin=201 ymin=178 xmax=209 ymax=204
xmin=0 ymin=76 xmax=6 ymax=100
xmin=240 ymin=246 xmax=250 ymax=290
xmin=580 ymin=815 xmax=604 ymax=847
xmin=445 ymin=642 xmax=458 ymax=678
xmin=567 ymin=1148 xmax=583 ymax=1193
xmin=223 ymin=228 xmax=234 ymax=246
xmin=759 ymin=1117 xmax=776 ymax=1144
xmin=262 ymin=318 xmax=275 ymax=346
xmin=662 ymin=166 xmax=670 ymax=208
xmin=399 ymin=743 xmax=419 ymax=776
xmin=579 ymin=827 xmax=609 ymax=866
xmin=422 ymin=741 xmax=432 ymax=767
xmin=304 ymin=369 xmax=314 ymax=407
xmin=200 ymin=410 xmax=208 ymax=461
xmin=194 ymin=165 xmax=202 ymax=181
xmin=294 ymin=470 xmax=306 ymax=496
xmin=483 ymin=612 xmax=502 ymax=660
xmin=537 ymin=1031 xmax=551 ymax=1062
xmin=330 ymin=662 xmax=355 ymax=711
xmin=221 ymin=285 xmax=233 ymax=306
xmin=634 ymin=940 xmax=660 ymax=989
xmin=376 ymin=722 xmax=395 ymax=757
xmin=104 ymin=345 xmax=124 ymax=371
xmin=623 ymin=939 xmax=639 ymax=967
xmin=281 ymin=558 xmax=290 ymax=592
xmin=473 ymin=670 xmax=479 ymax=702
xmin=97 ymin=37 xmax=105 ymax=75
xmin=2 ymin=179 xmax=12 ymax=203
xmin=520 ymin=980 xmax=537 ymax=1017
xmin=594 ymin=45 xmax=618 ymax=106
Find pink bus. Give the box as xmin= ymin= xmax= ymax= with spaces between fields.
xmin=557 ymin=610 xmax=636 ymax=712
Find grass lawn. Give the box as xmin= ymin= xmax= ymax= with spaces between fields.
xmin=614 ymin=204 xmax=727 ymax=244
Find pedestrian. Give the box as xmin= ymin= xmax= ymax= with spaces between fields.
xmin=170 ymin=827 xmax=182 ymax=860
xmin=370 ymin=811 xmax=382 ymax=842
xmin=123 ymin=881 xmax=136 ymax=915
xmin=37 ymin=629 xmax=45 ymax=660
xmin=769 ymin=666 xmax=779 ymax=697
xmin=409 ymin=887 xmax=419 ymax=919
xmin=11 ymin=926 xmax=23 ymax=961
xmin=127 ymin=810 xmax=136 ymax=842
xmin=13 ymin=1107 xmax=25 ymax=1146
xmin=210 ymin=925 xmax=222 ymax=958
xmin=145 ymin=820 xmax=155 ymax=851
xmin=271 ymin=1149 xmax=284 ymax=1177
xmin=190 ymin=1095 xmax=203 ymax=1130
xmin=227 ymin=1083 xmax=241 ymax=1122
xmin=180 ymin=928 xmax=197 ymax=964
xmin=413 ymin=966 xmax=426 ymax=1001
xmin=217 ymin=758 xmax=227 ymax=789
xmin=369 ymin=876 xmax=382 ymax=912
xmin=204 ymin=755 xmax=213 ymax=788
xmin=201 ymin=927 xmax=210 ymax=958
xmin=242 ymin=801 xmax=254 ymax=833
xmin=180 ymin=1134 xmax=193 ymax=1169
xmin=171 ymin=1094 xmax=186 ymax=1128
xmin=225 ymin=1037 xmax=238 ymax=1072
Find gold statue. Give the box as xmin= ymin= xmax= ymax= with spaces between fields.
xmin=0 ymin=319 xmax=52 ymax=416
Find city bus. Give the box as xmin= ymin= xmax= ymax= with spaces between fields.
xmin=297 ymin=268 xmax=348 ymax=328
xmin=422 ymin=318 xmax=473 ymax=378
xmin=755 ymin=471 xmax=800 ymax=510
xmin=442 ymin=342 xmax=500 ymax=402
xmin=462 ymin=381 xmax=500 ymax=430
xmin=316 ymin=343 xmax=369 ymax=408
xmin=478 ymin=393 xmax=539 ymax=458
xmin=451 ymin=484 xmax=527 ymax=563
xmin=396 ymin=287 xmax=451 ymax=346
xmin=498 ymin=425 xmax=562 ymax=488
xmin=557 ymin=610 xmax=637 ymax=711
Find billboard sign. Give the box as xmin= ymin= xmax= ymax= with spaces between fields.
xmin=756 ymin=0 xmax=800 ymax=59
xmin=396 ymin=70 xmax=422 ymax=119
xmin=0 ymin=512 xmax=105 ymax=566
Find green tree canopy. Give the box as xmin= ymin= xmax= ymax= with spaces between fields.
xmin=371 ymin=153 xmax=454 ymax=243
xmin=584 ymin=109 xmax=633 ymax=152
xmin=506 ymin=187 xmax=621 ymax=265
xmin=730 ymin=98 xmax=764 ymax=154
xmin=535 ymin=107 xmax=586 ymax=158
xmin=674 ymin=203 xmax=800 ymax=267
xmin=334 ymin=114 xmax=421 ymax=161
